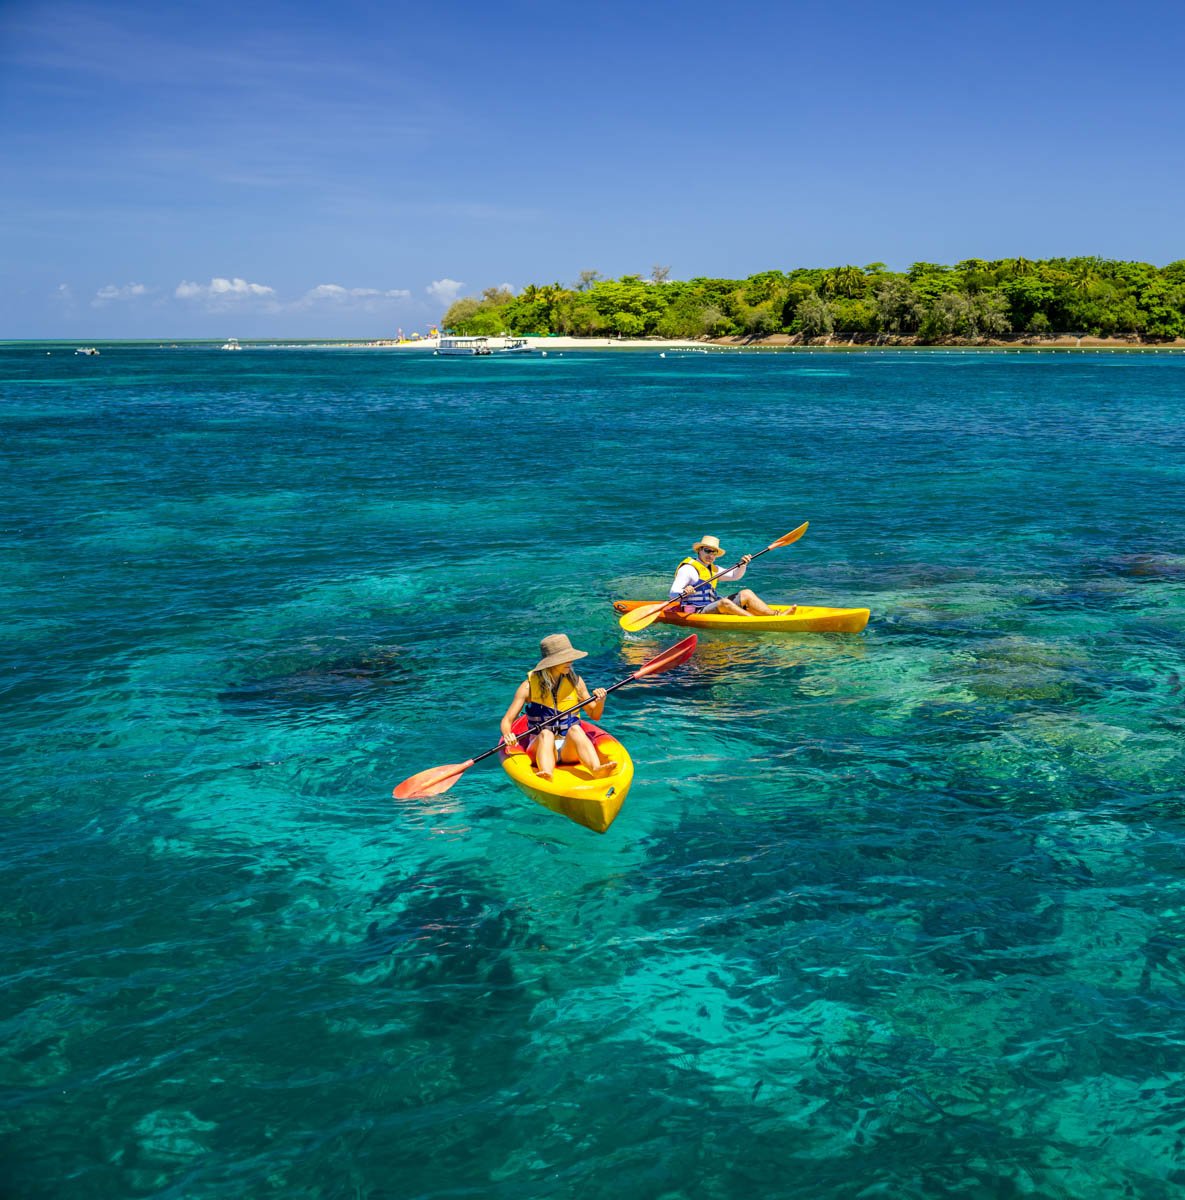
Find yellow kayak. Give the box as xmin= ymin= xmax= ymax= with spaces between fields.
xmin=612 ymin=600 xmax=870 ymax=633
xmin=499 ymin=718 xmax=634 ymax=834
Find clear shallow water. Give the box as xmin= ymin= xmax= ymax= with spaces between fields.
xmin=2 ymin=345 xmax=1184 ymax=1199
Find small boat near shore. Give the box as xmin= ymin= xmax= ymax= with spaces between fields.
xmin=612 ymin=600 xmax=870 ymax=633
xmin=75 ymin=347 xmax=100 ymax=356
xmin=221 ymin=338 xmax=243 ymax=351
xmin=435 ymin=335 xmax=534 ymax=356
xmin=499 ymin=717 xmax=633 ymax=833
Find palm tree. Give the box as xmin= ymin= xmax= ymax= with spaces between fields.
xmin=838 ymin=265 xmax=864 ymax=297
xmin=1068 ymin=257 xmax=1103 ymax=296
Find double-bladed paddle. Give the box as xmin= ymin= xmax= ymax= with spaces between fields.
xmin=392 ymin=633 xmax=698 ymax=801
xmin=617 ymin=522 xmax=810 ymax=633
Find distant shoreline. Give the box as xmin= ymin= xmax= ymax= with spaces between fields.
xmin=346 ymin=333 xmax=1185 ymax=353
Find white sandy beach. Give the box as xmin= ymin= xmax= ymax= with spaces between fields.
xmin=345 ymin=333 xmax=1185 ymax=353
xmin=363 ymin=335 xmax=709 ymax=351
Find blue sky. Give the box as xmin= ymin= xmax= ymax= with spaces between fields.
xmin=2 ymin=0 xmax=1183 ymax=338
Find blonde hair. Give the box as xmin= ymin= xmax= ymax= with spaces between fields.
xmin=532 ymin=665 xmax=583 ymax=701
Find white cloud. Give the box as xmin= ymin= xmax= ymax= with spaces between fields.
xmin=298 ymin=283 xmax=412 ymax=307
xmin=56 ymin=283 xmax=75 ymax=305
xmin=426 ymin=278 xmax=465 ymax=308
xmin=92 ymin=282 xmax=150 ymax=306
xmin=175 ymin=277 xmax=277 ymax=302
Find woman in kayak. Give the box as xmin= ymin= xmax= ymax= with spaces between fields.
xmin=670 ymin=535 xmax=785 ymax=616
xmin=500 ymin=634 xmax=617 ymax=781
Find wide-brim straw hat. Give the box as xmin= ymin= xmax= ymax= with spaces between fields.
xmin=533 ymin=633 xmax=589 ymax=672
xmin=692 ymin=535 xmax=725 ymax=555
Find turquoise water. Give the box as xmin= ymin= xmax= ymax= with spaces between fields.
xmin=2 ymin=344 xmax=1184 ymax=1198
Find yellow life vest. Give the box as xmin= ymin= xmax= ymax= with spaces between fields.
xmin=678 ymin=556 xmax=722 ymax=605
xmin=525 ymin=670 xmax=585 ymax=732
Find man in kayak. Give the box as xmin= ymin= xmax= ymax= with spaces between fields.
xmin=670 ymin=535 xmax=785 ymax=616
xmin=499 ymin=634 xmax=617 ymax=781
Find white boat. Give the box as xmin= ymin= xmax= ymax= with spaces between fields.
xmin=75 ymin=347 xmax=100 ymax=356
xmin=435 ymin=336 xmax=534 ymax=356
xmin=221 ymin=338 xmax=243 ymax=351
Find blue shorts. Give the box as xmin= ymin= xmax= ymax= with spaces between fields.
xmin=524 ymin=702 xmax=579 ymax=735
xmin=677 ymin=592 xmax=738 ymax=612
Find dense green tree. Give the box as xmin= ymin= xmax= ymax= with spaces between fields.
xmin=974 ymin=292 xmax=1011 ymax=336
xmin=441 ymin=296 xmax=482 ymax=331
xmin=795 ymin=293 xmax=835 ymax=338
xmin=1162 ymin=260 xmax=1185 ymax=285
xmin=610 ymin=311 xmax=645 ymax=337
xmin=742 ymin=270 xmax=788 ymax=306
xmin=699 ymin=305 xmax=732 ymax=337
xmin=873 ymin=279 xmax=922 ymax=335
xmin=831 ymin=297 xmax=877 ymax=333
xmin=739 ymin=301 xmax=780 ymax=337
xmin=1004 ymin=275 xmax=1057 ymax=328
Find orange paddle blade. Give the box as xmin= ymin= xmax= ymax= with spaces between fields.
xmin=618 ymin=600 xmax=670 ymax=633
xmin=767 ymin=521 xmax=808 ymax=550
xmin=393 ymin=758 xmax=475 ymax=800
xmin=632 ymin=633 xmax=697 ymax=678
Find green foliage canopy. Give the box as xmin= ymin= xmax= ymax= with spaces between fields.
xmin=439 ymin=258 xmax=1185 ymax=343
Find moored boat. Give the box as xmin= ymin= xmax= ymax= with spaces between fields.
xmin=436 ymin=335 xmax=535 ymax=356
xmin=612 ymin=600 xmax=870 ymax=633
xmin=499 ymin=716 xmax=633 ymax=833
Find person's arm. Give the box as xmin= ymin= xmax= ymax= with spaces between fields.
xmin=576 ymin=677 xmax=607 ymax=721
xmin=500 ymin=680 xmax=530 ymax=746
xmin=669 ymin=563 xmax=699 ymax=599
xmin=715 ymin=554 xmax=752 ymax=584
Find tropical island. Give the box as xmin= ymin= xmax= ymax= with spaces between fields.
xmin=440 ymin=258 xmax=1185 ymax=346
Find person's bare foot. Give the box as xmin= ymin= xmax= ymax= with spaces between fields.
xmin=591 ymin=760 xmax=618 ymax=778
xmin=535 ymin=768 xmax=553 ymax=781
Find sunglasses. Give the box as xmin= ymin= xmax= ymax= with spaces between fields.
xmin=700 ymin=547 xmax=722 ymax=555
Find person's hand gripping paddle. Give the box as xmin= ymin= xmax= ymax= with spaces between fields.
xmin=618 ymin=522 xmax=809 ymax=633
xmin=393 ymin=634 xmax=698 ymax=801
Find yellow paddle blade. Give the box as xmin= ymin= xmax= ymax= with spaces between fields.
xmin=618 ymin=600 xmax=670 ymax=632
xmin=767 ymin=521 xmax=809 ymax=550
xmin=393 ymin=758 xmax=475 ymax=800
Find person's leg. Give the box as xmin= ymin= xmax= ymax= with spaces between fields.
xmin=702 ymin=596 xmax=748 ymax=616
xmin=531 ymin=729 xmax=557 ymax=779
xmin=562 ymin=725 xmax=617 ymax=777
xmin=733 ymin=589 xmax=782 ymax=616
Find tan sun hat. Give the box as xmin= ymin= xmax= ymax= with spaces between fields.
xmin=692 ymin=535 xmax=725 ymax=555
xmin=533 ymin=633 xmax=589 ymax=672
